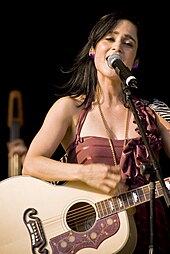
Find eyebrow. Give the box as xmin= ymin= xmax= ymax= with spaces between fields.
xmin=110 ymin=31 xmax=137 ymax=44
xmin=124 ymin=34 xmax=137 ymax=43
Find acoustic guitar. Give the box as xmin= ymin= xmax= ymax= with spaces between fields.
xmin=0 ymin=175 xmax=169 ymax=254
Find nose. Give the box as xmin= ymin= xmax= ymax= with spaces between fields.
xmin=111 ymin=40 xmax=122 ymax=53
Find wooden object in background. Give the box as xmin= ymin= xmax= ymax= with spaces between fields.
xmin=7 ymin=90 xmax=23 ymax=177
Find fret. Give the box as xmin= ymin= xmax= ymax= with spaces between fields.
xmin=108 ymin=198 xmax=116 ymax=213
xmin=143 ymin=185 xmax=150 ymax=201
xmin=116 ymin=196 xmax=122 ymax=211
xmin=105 ymin=199 xmax=113 ymax=215
xmin=96 ymin=199 xmax=113 ymax=218
xmin=120 ymin=193 xmax=129 ymax=208
xmin=111 ymin=196 xmax=120 ymax=212
xmin=165 ymin=178 xmax=170 ymax=191
xmin=96 ymin=202 xmax=103 ymax=218
xmin=126 ymin=192 xmax=134 ymax=206
xmin=95 ymin=178 xmax=170 ymax=219
xmin=156 ymin=183 xmax=162 ymax=197
xmin=155 ymin=184 xmax=159 ymax=198
xmin=155 ymin=179 xmax=169 ymax=198
xmin=100 ymin=200 xmax=107 ymax=217
xmin=136 ymin=187 xmax=146 ymax=203
xmin=131 ymin=190 xmax=141 ymax=205
xmin=156 ymin=181 xmax=165 ymax=197
xmin=103 ymin=199 xmax=112 ymax=216
xmin=117 ymin=195 xmax=124 ymax=210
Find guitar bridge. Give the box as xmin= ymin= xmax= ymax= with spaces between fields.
xmin=23 ymin=208 xmax=48 ymax=254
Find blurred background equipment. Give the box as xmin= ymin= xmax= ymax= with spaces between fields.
xmin=7 ymin=90 xmax=24 ymax=177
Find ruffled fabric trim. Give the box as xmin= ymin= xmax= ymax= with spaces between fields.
xmin=120 ymin=98 xmax=162 ymax=179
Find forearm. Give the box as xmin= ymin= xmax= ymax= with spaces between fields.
xmin=22 ymin=155 xmax=84 ymax=182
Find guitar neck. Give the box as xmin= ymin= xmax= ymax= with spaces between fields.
xmin=96 ymin=177 xmax=170 ymax=218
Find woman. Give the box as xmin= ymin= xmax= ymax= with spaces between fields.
xmin=22 ymin=11 xmax=170 ymax=253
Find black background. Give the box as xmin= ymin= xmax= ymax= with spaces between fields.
xmin=1 ymin=1 xmax=169 ymax=180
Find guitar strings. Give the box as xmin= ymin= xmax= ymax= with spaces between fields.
xmin=38 ymin=179 xmax=166 ymax=233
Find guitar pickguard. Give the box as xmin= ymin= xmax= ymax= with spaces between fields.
xmin=50 ymin=214 xmax=120 ymax=254
xmin=23 ymin=201 xmax=120 ymax=254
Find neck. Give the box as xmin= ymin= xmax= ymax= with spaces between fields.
xmin=97 ymin=96 xmax=130 ymax=165
xmin=96 ymin=84 xmax=124 ymax=107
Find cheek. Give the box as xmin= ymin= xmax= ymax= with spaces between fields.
xmin=95 ymin=42 xmax=109 ymax=55
xmin=94 ymin=45 xmax=108 ymax=66
xmin=125 ymin=53 xmax=137 ymax=70
xmin=94 ymin=57 xmax=103 ymax=71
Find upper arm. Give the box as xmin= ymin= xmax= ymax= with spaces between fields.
xmin=156 ymin=113 xmax=170 ymax=158
xmin=146 ymin=98 xmax=170 ymax=158
xmin=26 ymin=97 xmax=78 ymax=158
xmin=149 ymin=99 xmax=170 ymax=123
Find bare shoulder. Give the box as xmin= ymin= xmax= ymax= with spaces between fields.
xmin=51 ymin=96 xmax=82 ymax=114
xmin=46 ymin=96 xmax=83 ymax=127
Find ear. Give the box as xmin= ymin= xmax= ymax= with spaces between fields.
xmin=89 ymin=47 xmax=95 ymax=59
xmin=132 ymin=58 xmax=139 ymax=69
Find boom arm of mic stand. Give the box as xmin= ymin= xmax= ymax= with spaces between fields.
xmin=122 ymin=80 xmax=170 ymax=207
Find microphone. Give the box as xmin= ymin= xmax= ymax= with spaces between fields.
xmin=107 ymin=54 xmax=138 ymax=88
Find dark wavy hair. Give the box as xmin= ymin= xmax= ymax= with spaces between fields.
xmin=55 ymin=11 xmax=143 ymax=107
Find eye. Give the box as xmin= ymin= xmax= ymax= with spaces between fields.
xmin=123 ymin=41 xmax=133 ymax=47
xmin=105 ymin=37 xmax=115 ymax=42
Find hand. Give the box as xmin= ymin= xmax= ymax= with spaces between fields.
xmin=80 ymin=163 xmax=128 ymax=195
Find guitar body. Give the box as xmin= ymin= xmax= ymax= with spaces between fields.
xmin=0 ymin=175 xmax=137 ymax=254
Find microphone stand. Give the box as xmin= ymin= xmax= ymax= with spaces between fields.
xmin=122 ymin=80 xmax=170 ymax=254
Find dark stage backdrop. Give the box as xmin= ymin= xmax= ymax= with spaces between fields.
xmin=1 ymin=1 xmax=169 ymax=180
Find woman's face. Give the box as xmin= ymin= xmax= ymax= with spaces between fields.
xmin=93 ymin=19 xmax=138 ymax=79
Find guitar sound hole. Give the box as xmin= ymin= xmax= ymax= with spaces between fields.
xmin=66 ymin=201 xmax=96 ymax=232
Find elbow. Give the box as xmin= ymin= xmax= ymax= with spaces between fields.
xmin=22 ymin=165 xmax=29 ymax=176
xmin=22 ymin=157 xmax=33 ymax=176
xmin=22 ymin=166 xmax=28 ymax=176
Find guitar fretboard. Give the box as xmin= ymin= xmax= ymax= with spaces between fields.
xmin=96 ymin=178 xmax=170 ymax=218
